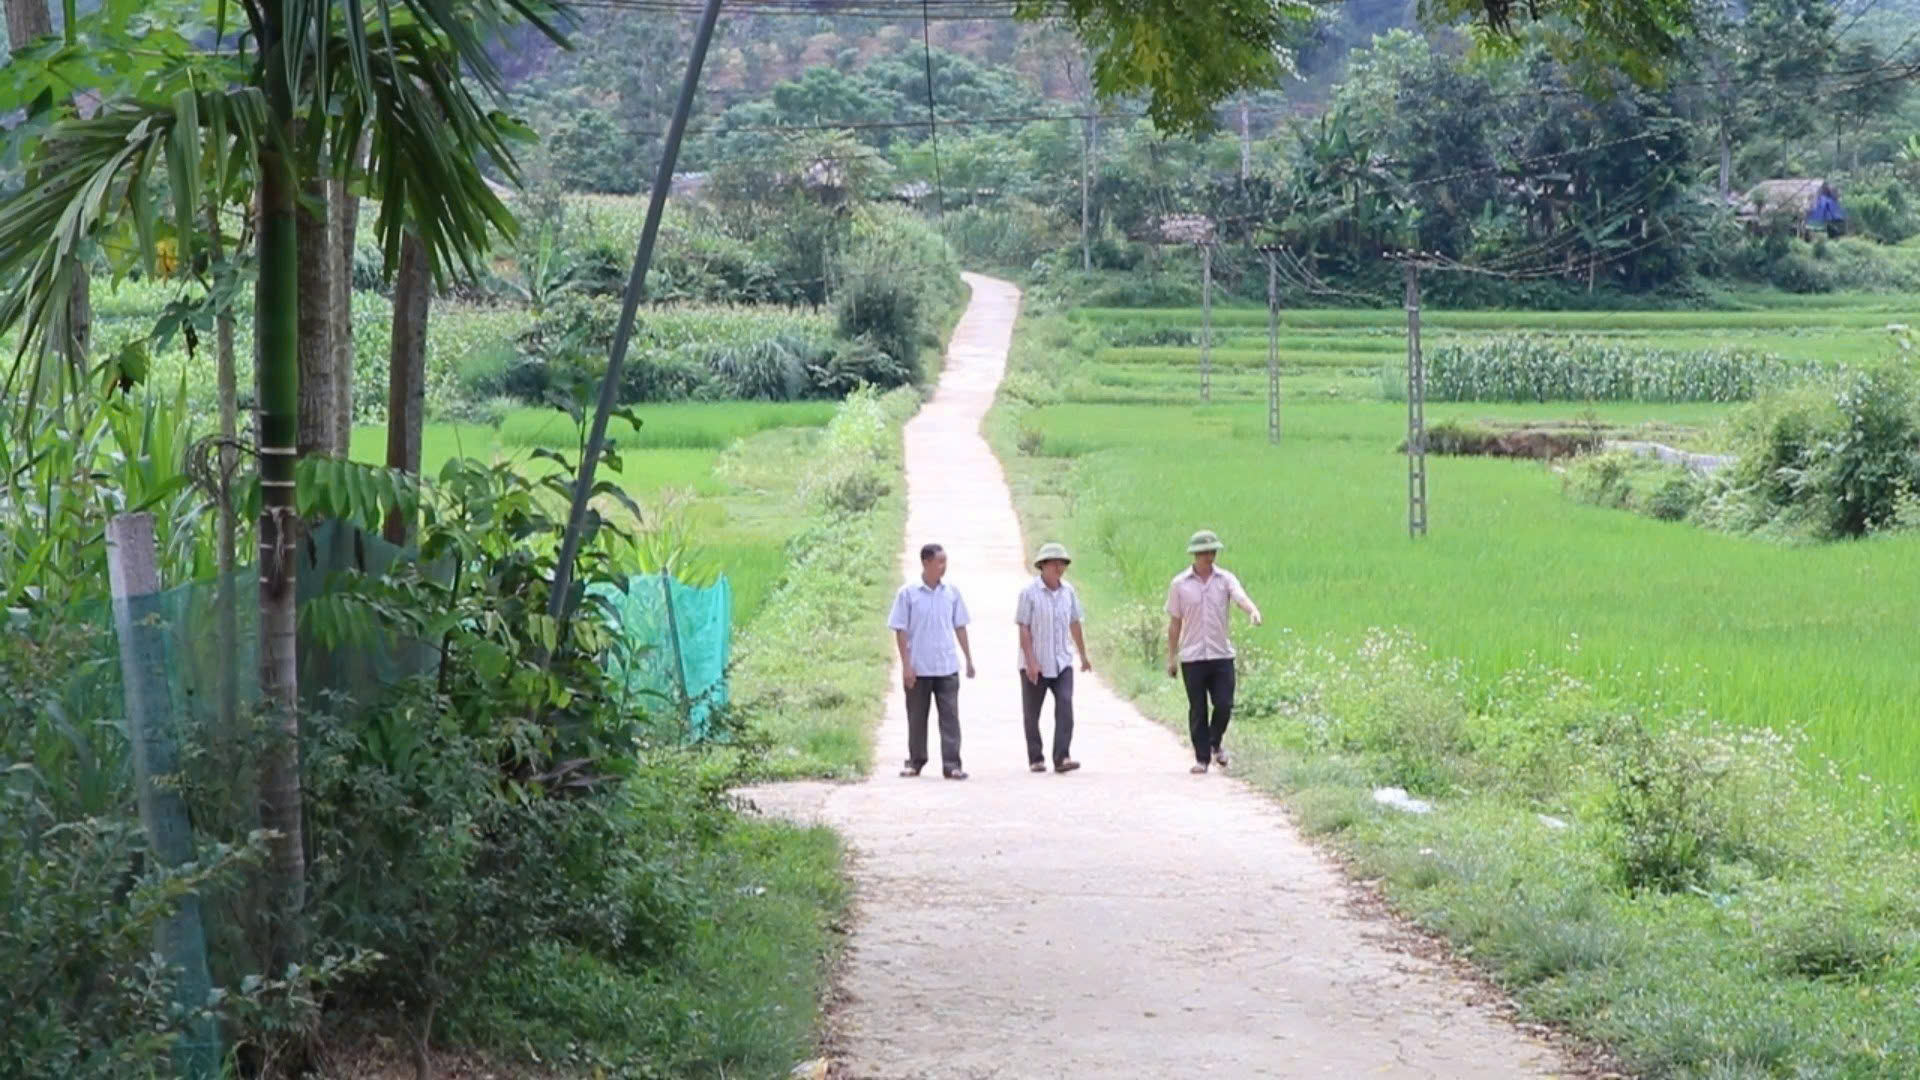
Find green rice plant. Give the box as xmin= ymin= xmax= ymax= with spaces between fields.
xmin=1100 ymin=345 xmax=1395 ymax=372
xmin=732 ymin=388 xmax=919 ymax=779
xmin=496 ymin=401 xmax=836 ymax=453
xmin=994 ymin=394 xmax=1920 ymax=805
xmin=1070 ymin=306 xmax=1920 ymax=331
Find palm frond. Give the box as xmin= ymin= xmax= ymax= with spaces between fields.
xmin=0 ymin=88 xmax=270 ymax=421
xmin=334 ymin=17 xmax=532 ymax=284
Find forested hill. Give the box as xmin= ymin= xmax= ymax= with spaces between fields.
xmin=488 ymin=0 xmax=1920 ymax=113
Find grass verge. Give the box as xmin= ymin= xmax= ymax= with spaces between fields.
xmin=439 ymin=818 xmax=848 ymax=1080
xmin=734 ymin=387 xmax=920 ymax=779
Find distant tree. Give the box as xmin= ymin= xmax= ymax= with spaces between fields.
xmin=768 ymin=65 xmax=906 ymax=146
xmin=861 ymin=48 xmax=1043 ymax=131
xmin=1830 ymin=40 xmax=1912 ymax=171
xmin=1503 ymin=55 xmax=1698 ymax=289
xmin=1683 ymin=0 xmax=1838 ymax=195
xmin=1415 ymin=0 xmax=1698 ymax=88
xmin=1020 ymin=0 xmax=1710 ymax=134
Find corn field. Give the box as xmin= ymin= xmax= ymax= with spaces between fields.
xmin=1420 ymin=337 xmax=1827 ymax=403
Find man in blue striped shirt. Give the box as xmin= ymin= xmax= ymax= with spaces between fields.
xmin=888 ymin=543 xmax=976 ymax=780
xmin=1016 ymin=542 xmax=1092 ymax=774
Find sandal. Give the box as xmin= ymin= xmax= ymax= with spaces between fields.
xmin=1212 ymin=748 xmax=1231 ymax=768
xmin=900 ymin=761 xmax=923 ymax=778
xmin=943 ymin=768 xmax=969 ymax=781
xmin=1029 ymin=762 xmax=1048 ymax=773
xmin=1190 ymin=763 xmax=1209 ymax=775
xmin=1054 ymin=759 xmax=1081 ymax=774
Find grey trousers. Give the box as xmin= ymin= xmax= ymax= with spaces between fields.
xmin=1021 ymin=667 xmax=1075 ymax=765
xmin=905 ymin=673 xmax=962 ymax=772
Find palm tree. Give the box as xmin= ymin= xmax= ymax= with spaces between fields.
xmin=0 ymin=0 xmax=566 ymax=964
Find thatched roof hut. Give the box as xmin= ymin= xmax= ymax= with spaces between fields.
xmin=1738 ymin=178 xmax=1846 ymax=228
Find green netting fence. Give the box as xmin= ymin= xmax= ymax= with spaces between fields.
xmin=589 ymin=571 xmax=733 ymax=740
xmin=84 ymin=520 xmax=732 ymax=739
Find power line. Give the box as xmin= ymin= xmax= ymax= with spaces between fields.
xmin=566 ymin=0 xmax=1048 ymax=18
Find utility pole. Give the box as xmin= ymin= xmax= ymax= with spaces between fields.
xmin=551 ymin=0 xmax=726 ymax=628
xmin=1200 ymin=242 xmax=1214 ymax=404
xmin=1239 ymin=95 xmax=1252 ymax=182
xmin=1080 ymin=113 xmax=1093 ymax=272
xmin=1403 ymin=260 xmax=1428 ymax=538
xmin=1259 ymin=246 xmax=1282 ymax=444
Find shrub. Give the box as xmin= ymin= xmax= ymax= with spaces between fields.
xmin=835 ymin=264 xmax=925 ymax=381
xmin=1421 ymin=419 xmax=1599 ymax=459
xmin=503 ymin=297 xmax=841 ymax=406
xmin=833 ymin=205 xmax=963 ymax=382
xmin=1646 ymin=471 xmax=1704 ymax=521
xmin=999 ymin=369 xmax=1064 ymax=408
xmin=1769 ymin=250 xmax=1834 ymax=294
xmin=1106 ymin=324 xmax=1199 ymax=348
xmin=1721 ymin=366 xmax=1920 ymax=538
xmin=0 ymin=810 xmax=250 ymax=1080
xmin=454 ymin=341 xmax=518 ymax=401
xmin=301 ymin=455 xmax=742 ymax=1047
xmin=1565 ymin=452 xmax=1703 ymax=520
xmin=1593 ymin=720 xmax=1808 ymax=891
xmin=940 ymin=198 xmax=1070 ymax=270
xmin=1842 ymin=176 xmax=1920 ymax=246
xmin=806 ymin=334 xmax=916 ymax=398
xmin=697 ymin=335 xmax=815 ymax=401
xmin=1817 ymin=236 xmax=1920 ymax=291
xmin=1079 ymin=272 xmax=1201 ymax=308
xmin=1285 ymin=629 xmax=1470 ymax=794
xmin=1566 ymin=452 xmax=1636 ymax=510
xmin=820 ymin=467 xmax=890 ymax=515
xmin=804 ymin=386 xmax=903 ymax=518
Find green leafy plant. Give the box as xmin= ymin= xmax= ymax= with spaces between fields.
xmin=1423 ymin=337 xmax=1821 ymax=403
xmin=1 ymin=378 xmax=214 ymax=616
xmin=1718 ymin=365 xmax=1920 ymax=538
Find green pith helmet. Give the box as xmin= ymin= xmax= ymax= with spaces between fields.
xmin=1187 ymin=529 xmax=1224 ymax=554
xmin=1033 ymin=542 xmax=1073 ymax=569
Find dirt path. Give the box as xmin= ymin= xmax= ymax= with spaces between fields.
xmin=748 ymin=274 xmax=1567 ymax=1079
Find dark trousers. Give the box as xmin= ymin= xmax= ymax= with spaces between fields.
xmin=1180 ymin=659 xmax=1236 ymax=764
xmin=905 ymin=673 xmax=962 ymax=772
xmin=1020 ymin=667 xmax=1075 ymax=765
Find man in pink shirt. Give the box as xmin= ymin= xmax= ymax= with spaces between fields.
xmin=1164 ymin=530 xmax=1263 ymax=774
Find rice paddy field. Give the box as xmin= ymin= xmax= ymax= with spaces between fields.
xmin=347 ymin=401 xmax=838 ymax=623
xmin=1013 ymin=299 xmax=1920 ymax=810
xmin=1059 ymin=302 xmax=1917 ymax=405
